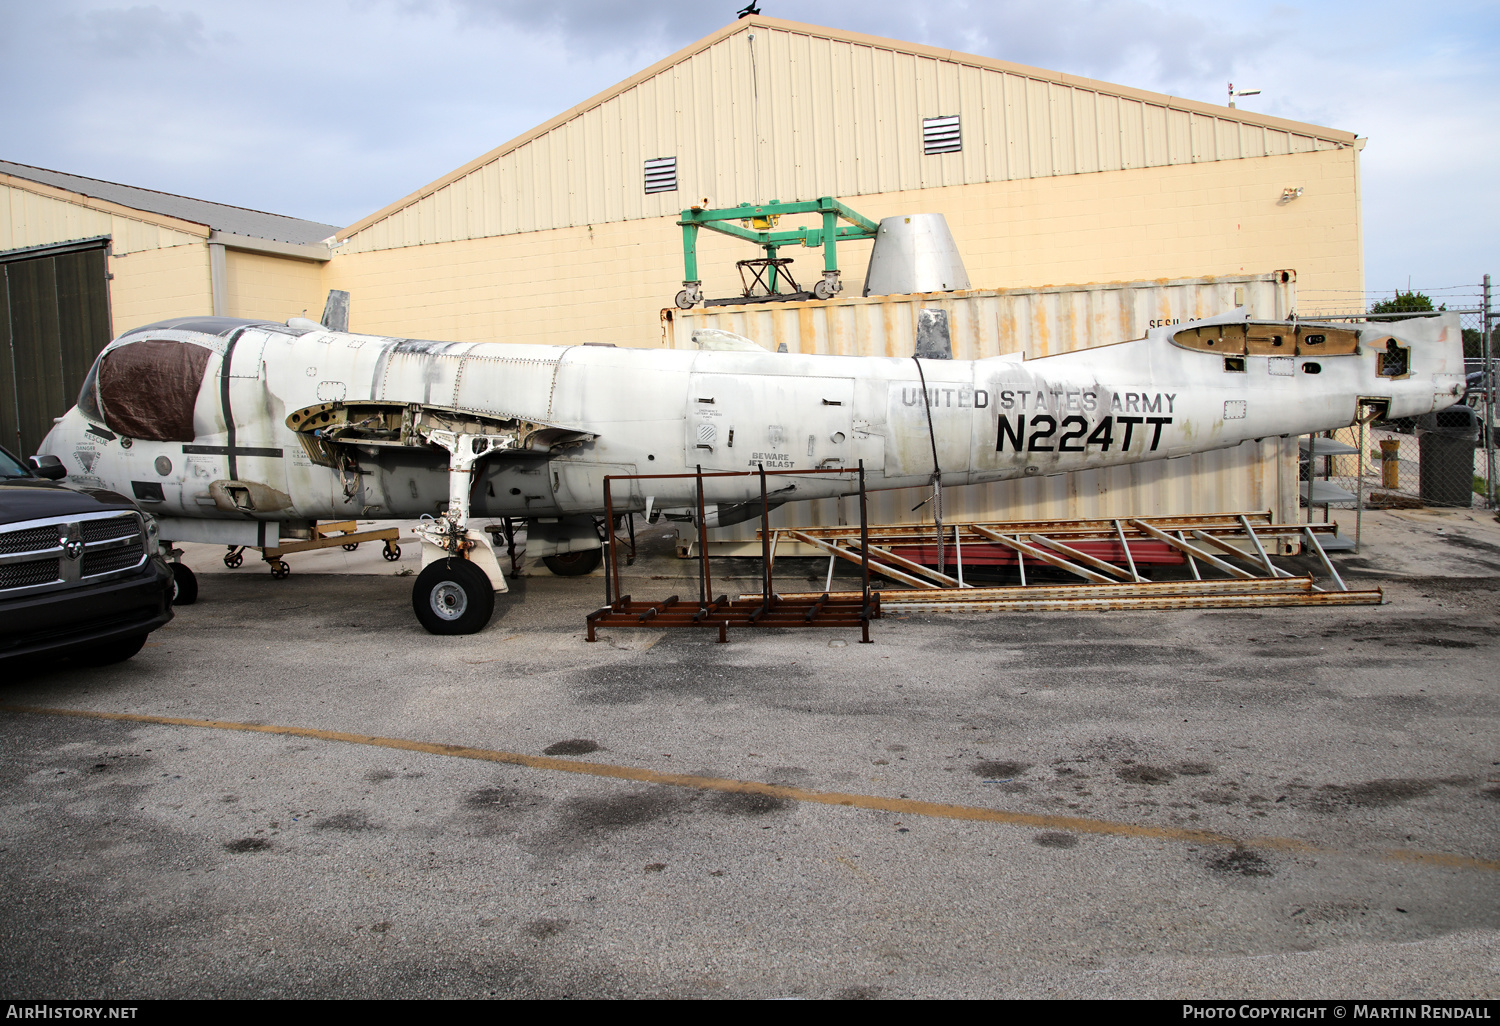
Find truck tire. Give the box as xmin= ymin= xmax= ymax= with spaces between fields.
xmin=170 ymin=563 xmax=198 ymax=605
xmin=75 ymin=633 xmax=148 ymax=666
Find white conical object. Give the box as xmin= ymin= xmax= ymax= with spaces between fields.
xmin=863 ymin=214 xmax=971 ymax=297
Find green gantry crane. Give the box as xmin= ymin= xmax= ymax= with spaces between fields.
xmin=675 ymin=196 xmax=880 ymax=309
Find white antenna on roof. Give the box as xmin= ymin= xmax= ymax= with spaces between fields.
xmin=1228 ymin=82 xmax=1261 ymax=109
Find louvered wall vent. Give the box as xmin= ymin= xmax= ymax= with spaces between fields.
xmin=922 ymin=115 xmax=962 ymax=155
xmin=644 ymin=156 xmax=678 ymax=194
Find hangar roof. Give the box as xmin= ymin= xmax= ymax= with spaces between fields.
xmin=0 ymin=160 xmax=338 ymax=246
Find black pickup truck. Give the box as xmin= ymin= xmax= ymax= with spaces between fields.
xmin=0 ymin=445 xmax=173 ymax=664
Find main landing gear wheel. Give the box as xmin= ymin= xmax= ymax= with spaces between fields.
xmin=382 ymin=542 xmax=402 ymax=562
xmin=412 ymin=559 xmax=495 ymax=635
xmin=169 ymin=563 xmax=198 ymax=605
xmin=542 ymin=548 xmax=603 ymax=577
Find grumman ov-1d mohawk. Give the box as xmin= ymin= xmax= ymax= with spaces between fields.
xmin=39 ymin=308 xmax=1464 ymax=634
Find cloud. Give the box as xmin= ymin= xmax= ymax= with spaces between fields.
xmin=75 ymin=4 xmax=208 ymax=58
xmin=446 ymin=0 xmax=723 ymax=57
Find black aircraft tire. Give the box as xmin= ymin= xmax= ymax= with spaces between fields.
xmin=170 ymin=563 xmax=198 ymax=605
xmin=74 ymin=633 xmax=148 ymax=666
xmin=412 ymin=559 xmax=495 ymax=635
xmin=542 ymin=548 xmax=603 ymax=577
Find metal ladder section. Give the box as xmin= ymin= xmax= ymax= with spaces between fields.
xmin=756 ymin=512 xmax=1381 ymax=612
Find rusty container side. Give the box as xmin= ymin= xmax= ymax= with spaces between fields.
xmin=662 ymin=272 xmax=1298 ymax=553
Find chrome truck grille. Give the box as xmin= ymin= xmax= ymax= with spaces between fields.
xmin=0 ymin=512 xmax=149 ymax=597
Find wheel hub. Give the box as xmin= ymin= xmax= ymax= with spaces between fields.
xmin=430 ymin=581 xmax=468 ymax=620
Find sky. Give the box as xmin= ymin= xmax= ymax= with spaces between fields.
xmin=1 ymin=0 xmax=1495 ymax=307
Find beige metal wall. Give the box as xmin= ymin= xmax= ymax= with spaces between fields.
xmin=663 ymin=273 xmax=1300 ymax=551
xmin=224 ymin=249 xmax=327 ymax=323
xmin=338 ymin=16 xmax=1356 ymax=256
xmin=1 ymin=175 xmax=213 ymax=336
xmin=326 ymin=146 xmax=1357 ymax=345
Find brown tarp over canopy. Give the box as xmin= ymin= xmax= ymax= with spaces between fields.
xmin=97 ymin=339 xmax=211 ymax=442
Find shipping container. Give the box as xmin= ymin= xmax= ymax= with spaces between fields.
xmin=660 ymin=271 xmax=1301 ymax=553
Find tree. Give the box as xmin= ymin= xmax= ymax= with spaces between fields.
xmin=1370 ymin=290 xmax=1435 ymax=314
xmin=1462 ymin=325 xmax=1500 ymax=359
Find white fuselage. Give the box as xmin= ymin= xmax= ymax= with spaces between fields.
xmin=41 ymin=314 xmax=1465 ymax=533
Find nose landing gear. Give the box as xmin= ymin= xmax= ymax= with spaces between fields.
xmin=410 ymin=429 xmax=513 ymax=635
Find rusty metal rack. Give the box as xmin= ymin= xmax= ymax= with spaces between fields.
xmin=224 ymin=519 xmax=402 ymax=579
xmin=586 ymin=464 xmax=880 ymax=643
xmin=755 ymin=512 xmax=1383 ymax=611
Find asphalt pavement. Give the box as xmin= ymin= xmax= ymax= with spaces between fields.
xmin=1 ymin=513 xmax=1496 ymax=999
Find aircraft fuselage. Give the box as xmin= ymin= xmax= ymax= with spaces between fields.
xmin=40 ymin=313 xmax=1465 ymax=536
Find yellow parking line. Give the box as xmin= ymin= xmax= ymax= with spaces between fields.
xmin=5 ymin=704 xmax=1495 ymax=873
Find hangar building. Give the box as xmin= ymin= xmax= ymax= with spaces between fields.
xmin=0 ymin=161 xmax=335 ymax=455
xmin=325 ymin=15 xmax=1364 ymax=345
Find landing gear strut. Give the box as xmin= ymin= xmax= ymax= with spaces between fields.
xmin=410 ymin=429 xmax=513 ymax=635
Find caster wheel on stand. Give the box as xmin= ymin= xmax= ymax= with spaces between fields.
xmin=269 ymin=559 xmax=291 ymax=580
xmin=382 ymin=542 xmax=402 ymax=562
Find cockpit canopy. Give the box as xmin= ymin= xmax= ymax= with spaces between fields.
xmin=77 ymin=338 xmax=212 ymax=442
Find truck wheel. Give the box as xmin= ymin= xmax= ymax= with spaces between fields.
xmin=412 ymin=559 xmax=495 ymax=635
xmin=75 ymin=633 xmax=148 ymax=666
xmin=542 ymin=549 xmax=603 ymax=576
xmin=170 ymin=563 xmax=198 ymax=605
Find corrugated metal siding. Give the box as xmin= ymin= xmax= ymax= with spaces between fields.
xmin=1 ymin=182 xmax=204 ymax=256
xmin=0 ymin=243 xmax=112 ymax=457
xmin=665 ymin=273 xmax=1296 ymax=358
xmin=0 ymin=161 xmax=335 ymax=245
xmin=342 ymin=25 xmax=1350 ymax=254
xmin=660 ymin=273 xmax=1299 ymax=546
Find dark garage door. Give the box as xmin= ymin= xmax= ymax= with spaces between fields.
xmin=0 ymin=237 xmax=113 ymax=459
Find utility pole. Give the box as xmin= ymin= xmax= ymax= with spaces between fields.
xmin=1485 ymin=274 xmax=1495 ymax=508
